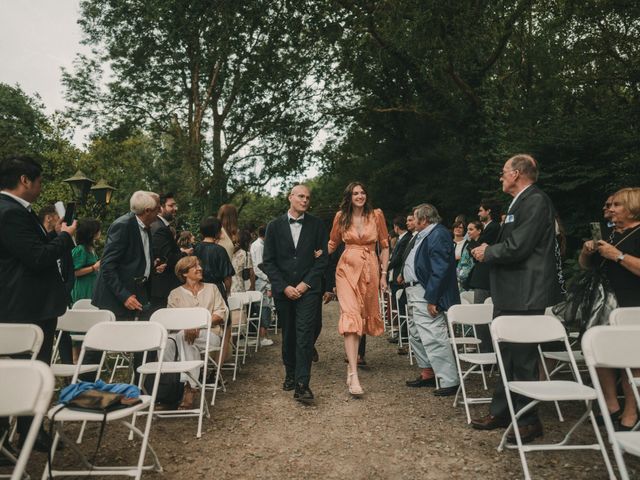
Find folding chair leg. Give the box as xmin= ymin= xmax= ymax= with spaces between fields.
xmin=76 ymin=420 xmax=88 ymax=444
xmin=538 ymin=347 xmax=564 ymax=422
xmin=480 ymin=365 xmax=488 ymax=390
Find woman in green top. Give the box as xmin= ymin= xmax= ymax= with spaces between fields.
xmin=71 ymin=218 xmax=101 ymax=304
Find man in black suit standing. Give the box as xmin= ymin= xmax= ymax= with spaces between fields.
xmin=471 ymin=154 xmax=562 ymax=443
xmin=262 ymin=184 xmax=328 ymax=404
xmin=0 ymin=155 xmax=76 ymax=449
xmin=387 ymin=215 xmax=412 ymax=347
xmin=150 ymin=192 xmax=187 ymax=311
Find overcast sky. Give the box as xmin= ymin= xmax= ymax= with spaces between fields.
xmin=0 ymin=0 xmax=85 ymax=115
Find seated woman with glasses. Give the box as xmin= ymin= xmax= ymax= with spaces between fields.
xmin=165 ymin=256 xmax=230 ymax=409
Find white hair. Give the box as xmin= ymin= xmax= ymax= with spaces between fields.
xmin=130 ymin=191 xmax=159 ymax=215
xmin=413 ymin=203 xmax=442 ymax=224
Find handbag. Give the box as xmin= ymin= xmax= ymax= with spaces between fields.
xmin=241 ymin=251 xmax=251 ymax=281
xmin=552 ymin=225 xmax=639 ymax=334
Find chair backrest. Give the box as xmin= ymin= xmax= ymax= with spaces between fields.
xmin=57 ymin=309 xmax=116 ymax=333
xmin=82 ymin=321 xmax=167 ymax=353
xmin=229 ymin=291 xmax=250 ymax=305
xmin=72 ymin=299 xmax=98 ymax=310
xmin=609 ymin=307 xmax=640 ymax=327
xmin=460 ymin=291 xmax=474 ymax=305
xmin=0 ymin=324 xmax=43 ymax=358
xmin=483 ymin=297 xmax=493 ymax=304
xmin=245 ymin=290 xmax=263 ymax=303
xmin=228 ymin=295 xmax=243 ymax=312
xmin=150 ymin=307 xmax=211 ymax=331
xmin=490 ymin=315 xmax=567 ymax=344
xmin=582 ymin=325 xmax=640 ymax=369
xmin=448 ymin=304 xmax=493 ymax=326
xmin=0 ymin=359 xmax=54 ymax=417
xmin=395 ymin=288 xmax=405 ymax=301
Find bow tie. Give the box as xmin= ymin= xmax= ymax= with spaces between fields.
xmin=289 ymin=217 xmax=303 ymax=225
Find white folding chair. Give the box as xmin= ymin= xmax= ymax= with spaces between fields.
xmin=447 ymin=304 xmax=496 ymax=423
xmin=394 ymin=288 xmax=412 ymax=363
xmin=136 ymin=307 xmax=211 ymax=438
xmin=610 ymin=307 xmax=640 ymax=327
xmin=71 ymin=299 xmax=98 ymax=310
xmin=0 ymin=360 xmax=54 ymax=480
xmin=50 ymin=309 xmax=115 ymax=379
xmin=43 ymin=321 xmax=168 ymax=480
xmin=0 ymin=324 xmax=43 ymax=360
xmin=583 ymin=325 xmax=640 ymax=480
xmin=205 ymin=306 xmax=230 ymax=407
xmin=459 ymin=290 xmax=474 ymax=305
xmin=245 ymin=290 xmax=264 ymax=354
xmin=483 ymin=297 xmax=493 ymax=305
xmin=0 ymin=323 xmax=44 ymax=446
xmin=491 ymin=315 xmax=613 ymax=480
xmin=224 ymin=295 xmax=246 ymax=381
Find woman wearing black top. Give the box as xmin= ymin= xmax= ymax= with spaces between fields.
xmin=194 ymin=216 xmax=235 ymax=299
xmin=580 ymin=187 xmax=640 ymax=431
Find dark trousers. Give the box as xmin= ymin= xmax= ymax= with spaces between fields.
xmin=489 ymin=309 xmax=544 ymax=426
xmin=275 ymin=293 xmax=319 ymax=386
xmin=473 ymin=289 xmax=493 ymax=353
xmin=15 ymin=318 xmax=57 ymax=437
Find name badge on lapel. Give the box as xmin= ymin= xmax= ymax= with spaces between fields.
xmin=505 ymin=214 xmax=515 ymax=224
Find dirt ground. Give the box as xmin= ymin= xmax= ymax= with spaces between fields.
xmin=18 ymin=302 xmax=640 ymax=479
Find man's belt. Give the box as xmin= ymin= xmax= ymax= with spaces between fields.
xmin=405 ymin=281 xmax=421 ymax=287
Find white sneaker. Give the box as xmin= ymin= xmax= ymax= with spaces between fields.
xmin=260 ymin=338 xmax=274 ymax=347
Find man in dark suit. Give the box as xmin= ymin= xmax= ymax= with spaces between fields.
xmin=471 ymin=154 xmax=562 ymax=443
xmin=468 ymin=199 xmax=501 ymax=352
xmin=403 ymin=203 xmax=460 ymax=397
xmin=92 ymin=190 xmax=163 ymax=318
xmin=262 ymin=184 xmax=328 ymax=404
xmin=150 ymin=192 xmax=187 ymax=310
xmin=387 ymin=215 xmax=412 ymax=347
xmin=0 ymin=155 xmax=77 ymax=450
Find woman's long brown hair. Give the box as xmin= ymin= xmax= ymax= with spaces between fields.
xmin=339 ymin=181 xmax=373 ymax=231
xmin=217 ymin=203 xmax=239 ymax=241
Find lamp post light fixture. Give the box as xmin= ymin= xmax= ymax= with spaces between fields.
xmin=62 ymin=170 xmax=95 ymax=205
xmin=90 ymin=179 xmax=116 ymax=206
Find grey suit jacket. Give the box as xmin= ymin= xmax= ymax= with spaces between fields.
xmin=485 ymin=184 xmax=562 ymax=311
xmin=92 ymin=213 xmax=151 ymax=316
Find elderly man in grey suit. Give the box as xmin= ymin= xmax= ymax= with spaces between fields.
xmin=470 ymin=154 xmax=562 ymax=443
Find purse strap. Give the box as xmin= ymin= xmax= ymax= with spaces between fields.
xmin=599 ymin=224 xmax=640 ymax=268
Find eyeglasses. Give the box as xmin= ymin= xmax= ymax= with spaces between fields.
xmin=500 ymin=169 xmax=518 ymax=177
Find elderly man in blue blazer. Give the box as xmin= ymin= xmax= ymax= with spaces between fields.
xmin=403 ymin=203 xmax=460 ymax=396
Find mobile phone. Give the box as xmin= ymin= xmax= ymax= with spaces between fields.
xmin=64 ymin=202 xmax=76 ymax=226
xmin=590 ymin=222 xmax=603 ymax=243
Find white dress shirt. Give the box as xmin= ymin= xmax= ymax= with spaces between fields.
xmin=288 ymin=213 xmax=304 ymax=248
xmin=136 ymin=216 xmax=152 ymax=278
xmin=507 ymin=184 xmax=532 ymax=213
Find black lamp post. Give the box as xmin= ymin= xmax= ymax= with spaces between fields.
xmin=63 ymin=170 xmax=95 ymax=205
xmin=91 ymin=179 xmax=116 ymax=206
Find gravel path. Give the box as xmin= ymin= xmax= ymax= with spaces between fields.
xmin=22 ymin=302 xmax=640 ymax=479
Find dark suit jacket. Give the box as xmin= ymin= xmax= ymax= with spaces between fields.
xmin=0 ymin=194 xmax=74 ymax=323
xmin=388 ymin=231 xmax=411 ymax=283
xmin=468 ymin=220 xmax=500 ymax=290
xmin=92 ymin=213 xmax=151 ymax=316
xmin=262 ymin=213 xmax=328 ymax=299
xmin=485 ymin=184 xmax=562 ymax=311
xmin=414 ymin=223 xmax=461 ymax=312
xmin=150 ymin=217 xmax=182 ymax=299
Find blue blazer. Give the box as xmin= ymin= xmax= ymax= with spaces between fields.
xmin=414 ymin=223 xmax=460 ymax=311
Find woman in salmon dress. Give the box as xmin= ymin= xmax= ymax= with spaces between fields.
xmin=328 ymin=182 xmax=389 ymax=396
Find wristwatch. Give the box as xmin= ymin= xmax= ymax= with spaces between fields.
xmin=616 ymin=253 xmax=626 ymax=264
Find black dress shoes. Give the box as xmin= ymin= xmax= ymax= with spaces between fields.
xmin=283 ymin=377 xmax=296 ymax=391
xmin=312 ymin=347 xmax=319 ymax=363
xmin=293 ymin=384 xmax=314 ymax=404
xmin=405 ymin=376 xmax=436 ymax=388
xmin=18 ymin=429 xmax=62 ymax=453
xmin=388 ymin=334 xmax=399 ymax=344
xmin=506 ymin=421 xmax=544 ymax=444
xmin=471 ymin=414 xmax=510 ymax=430
xmin=433 ymin=385 xmax=459 ymax=397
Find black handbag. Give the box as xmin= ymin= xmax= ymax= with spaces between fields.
xmin=241 ymin=252 xmax=251 ymax=281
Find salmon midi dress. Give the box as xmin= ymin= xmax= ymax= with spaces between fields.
xmin=328 ymin=209 xmax=389 ymax=337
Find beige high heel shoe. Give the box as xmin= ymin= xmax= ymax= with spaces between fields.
xmin=347 ymin=372 xmax=364 ymax=397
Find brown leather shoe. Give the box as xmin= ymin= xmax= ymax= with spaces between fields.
xmin=507 ymin=421 xmax=543 ymax=444
xmin=471 ymin=414 xmax=510 ymax=430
